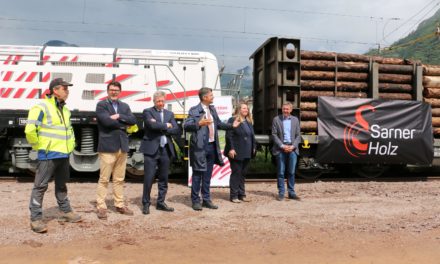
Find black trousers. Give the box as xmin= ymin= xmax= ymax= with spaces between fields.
xmin=142 ymin=147 xmax=171 ymax=206
xmin=229 ymin=158 xmax=250 ymax=199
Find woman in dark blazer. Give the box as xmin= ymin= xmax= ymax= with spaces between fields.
xmin=224 ymin=103 xmax=257 ymax=203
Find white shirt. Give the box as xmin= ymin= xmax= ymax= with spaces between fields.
xmin=203 ymin=104 xmax=215 ymax=143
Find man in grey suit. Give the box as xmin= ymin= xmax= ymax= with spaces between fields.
xmin=139 ymin=91 xmax=181 ymax=215
xmin=272 ymin=102 xmax=301 ymax=201
xmin=95 ymin=81 xmax=138 ymax=219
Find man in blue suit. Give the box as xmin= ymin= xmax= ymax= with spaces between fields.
xmin=95 ymin=81 xmax=137 ymax=220
xmin=184 ymin=87 xmax=239 ymax=211
xmin=139 ymin=91 xmax=181 ymax=215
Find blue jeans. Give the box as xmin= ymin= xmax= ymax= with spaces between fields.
xmin=191 ymin=143 xmax=216 ymax=204
xmin=276 ymin=152 xmax=298 ymax=197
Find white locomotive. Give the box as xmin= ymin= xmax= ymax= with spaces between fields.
xmin=0 ymin=45 xmax=222 ymax=175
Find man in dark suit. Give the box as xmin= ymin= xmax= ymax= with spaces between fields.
xmin=95 ymin=81 xmax=138 ymax=220
xmin=139 ymin=91 xmax=181 ymax=215
xmin=184 ymin=87 xmax=239 ymax=211
xmin=272 ymin=102 xmax=301 ymax=201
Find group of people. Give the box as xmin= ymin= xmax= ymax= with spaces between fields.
xmin=25 ymin=79 xmax=301 ymax=233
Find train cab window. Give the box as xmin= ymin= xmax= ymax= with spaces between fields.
xmin=52 ymin=73 xmax=72 ymax=82
xmin=82 ymin=90 xmax=95 ymax=100
xmin=86 ymin=73 xmax=105 ymax=83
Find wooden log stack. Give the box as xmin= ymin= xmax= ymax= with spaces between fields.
xmin=299 ymin=50 xmax=418 ymax=134
xmin=423 ymin=64 xmax=440 ymax=137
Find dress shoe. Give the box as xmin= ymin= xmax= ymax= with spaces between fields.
xmin=142 ymin=206 xmax=150 ymax=215
xmin=116 ymin=206 xmax=134 ymax=216
xmin=156 ymin=202 xmax=174 ymax=212
xmin=96 ymin=208 xmax=108 ymax=220
xmin=230 ymin=198 xmax=241 ymax=203
xmin=192 ymin=203 xmax=203 ymax=211
xmin=288 ymin=194 xmax=301 ymax=200
xmin=239 ymin=196 xmax=251 ymax=202
xmin=202 ymin=200 xmax=218 ymax=209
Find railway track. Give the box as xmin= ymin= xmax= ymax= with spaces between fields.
xmin=2 ymin=171 xmax=440 ymax=183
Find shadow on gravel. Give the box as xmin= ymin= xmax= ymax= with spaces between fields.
xmin=167 ymin=194 xmax=192 ymax=208
xmin=210 ymin=190 xmax=232 ymax=201
xmin=41 ymin=206 xmax=66 ymax=222
xmin=247 ymin=190 xmax=276 ymax=199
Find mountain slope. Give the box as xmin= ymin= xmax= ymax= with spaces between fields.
xmin=366 ymin=8 xmax=440 ymax=64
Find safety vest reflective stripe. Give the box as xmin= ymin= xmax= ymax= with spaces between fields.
xmin=25 ymin=96 xmax=76 ymax=155
xmin=39 ymin=131 xmax=73 ymax=140
xmin=40 ymin=124 xmax=69 ymax=131
xmin=27 ymin=120 xmax=42 ymax=126
xmin=37 ymin=102 xmax=52 ymax=125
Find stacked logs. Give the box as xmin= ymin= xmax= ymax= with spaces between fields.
xmin=423 ymin=64 xmax=440 ymax=137
xmin=299 ymin=50 xmax=418 ymax=133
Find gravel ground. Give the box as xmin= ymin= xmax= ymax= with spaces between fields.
xmin=0 ymin=179 xmax=440 ymax=263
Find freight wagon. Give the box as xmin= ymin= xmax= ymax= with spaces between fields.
xmin=250 ymin=37 xmax=438 ymax=179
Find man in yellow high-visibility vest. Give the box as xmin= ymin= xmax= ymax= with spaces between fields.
xmin=25 ymin=78 xmax=82 ymax=233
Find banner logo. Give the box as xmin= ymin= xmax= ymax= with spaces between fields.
xmin=317 ymin=97 xmax=433 ymax=164
xmin=343 ymin=104 xmax=375 ymax=157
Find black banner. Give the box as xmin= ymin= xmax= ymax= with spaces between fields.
xmin=316 ymin=97 xmax=433 ymax=164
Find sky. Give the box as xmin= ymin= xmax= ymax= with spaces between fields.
xmin=0 ymin=0 xmax=438 ymax=71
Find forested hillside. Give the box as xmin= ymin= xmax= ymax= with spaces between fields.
xmin=367 ymin=8 xmax=440 ymax=64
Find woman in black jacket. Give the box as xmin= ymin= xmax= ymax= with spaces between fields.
xmin=224 ymin=103 xmax=257 ymax=203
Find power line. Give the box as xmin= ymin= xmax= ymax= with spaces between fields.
xmin=0 ymin=22 xmax=378 ymax=48
xmin=400 ymin=1 xmax=440 ymax=37
xmin=382 ymin=31 xmax=436 ymax=51
xmin=116 ymin=0 xmax=401 ymax=21
xmin=383 ymin=0 xmax=439 ymax=40
xmin=0 ymin=14 xmax=379 ymax=46
xmin=2 ymin=2 xmax=432 ymax=58
xmin=0 ymin=25 xmax=142 ymax=36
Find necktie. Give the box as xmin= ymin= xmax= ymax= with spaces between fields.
xmin=159 ymin=110 xmax=167 ymax=147
xmin=206 ymin=108 xmax=214 ymax=142
xmin=112 ymin=101 xmax=118 ymax=113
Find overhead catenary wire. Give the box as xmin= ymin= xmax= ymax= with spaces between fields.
xmin=383 ymin=0 xmax=439 ymax=40
xmin=382 ymin=31 xmax=437 ymax=51
xmin=0 ymin=1 xmax=436 ymax=63
xmin=378 ymin=2 xmax=440 ymax=52
xmin=116 ymin=0 xmax=401 ymax=21
xmin=0 ymin=0 xmax=426 ymax=51
xmin=399 ymin=1 xmax=440 ymax=37
xmin=0 ymin=17 xmax=378 ymax=47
